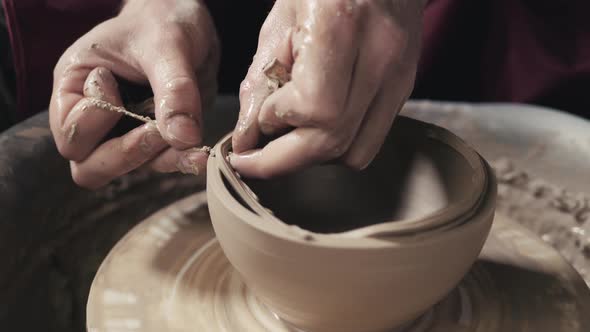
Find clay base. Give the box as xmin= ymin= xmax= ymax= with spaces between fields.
xmin=87 ymin=192 xmax=590 ymax=332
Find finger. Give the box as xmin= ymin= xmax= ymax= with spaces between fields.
xmin=56 ymin=67 xmax=124 ymax=161
xmin=70 ymin=123 xmax=168 ymax=189
xmin=332 ymin=11 xmax=408 ymax=169
xmin=146 ymin=147 xmax=209 ymax=176
xmin=142 ymin=42 xmax=203 ymax=149
xmin=230 ymin=127 xmax=346 ymax=179
xmin=342 ymin=73 xmax=414 ymax=170
xmin=233 ymin=18 xmax=294 ymax=153
xmin=257 ymin=1 xmax=361 ymax=132
xmin=49 ymin=34 xmax=145 ymax=147
xmin=236 ymin=57 xmax=292 ymax=143
xmin=341 ymin=5 xmax=418 ymax=170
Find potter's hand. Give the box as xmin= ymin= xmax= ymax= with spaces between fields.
xmin=49 ymin=0 xmax=219 ymax=189
xmin=231 ymin=0 xmax=425 ymax=178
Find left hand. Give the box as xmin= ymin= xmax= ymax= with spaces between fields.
xmin=49 ymin=0 xmax=219 ymax=188
xmin=231 ymin=0 xmax=426 ymax=178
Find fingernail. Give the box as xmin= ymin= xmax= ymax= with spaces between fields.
xmin=84 ymin=76 xmax=104 ymax=99
xmin=177 ymin=151 xmax=208 ymax=175
xmin=166 ymin=114 xmax=201 ymax=145
xmin=229 ymin=150 xmax=261 ymax=168
xmin=83 ymin=67 xmax=117 ymax=100
xmin=140 ymin=130 xmax=163 ymax=154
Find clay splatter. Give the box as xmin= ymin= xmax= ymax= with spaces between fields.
xmin=492 ymin=158 xmax=590 ymax=286
xmin=67 ymin=123 xmax=78 ymax=143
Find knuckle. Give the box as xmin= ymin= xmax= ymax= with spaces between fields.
xmin=164 ymin=76 xmax=197 ymax=94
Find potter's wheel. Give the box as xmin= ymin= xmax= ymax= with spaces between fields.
xmin=2 ymin=97 xmax=590 ymax=331
xmin=87 ymin=192 xmax=590 ymax=332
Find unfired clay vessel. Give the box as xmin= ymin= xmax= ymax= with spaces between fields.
xmin=206 ymin=116 xmax=497 ymax=332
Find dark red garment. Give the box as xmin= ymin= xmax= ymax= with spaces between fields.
xmin=2 ymin=0 xmax=121 ymax=121
xmin=414 ymin=0 xmax=590 ymax=118
xmin=3 ymin=0 xmax=590 ymax=120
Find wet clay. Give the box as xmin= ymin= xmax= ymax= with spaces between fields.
xmin=219 ymin=116 xmax=488 ymax=237
xmin=263 ymin=58 xmax=291 ymax=90
xmin=206 ymin=115 xmax=495 ymax=332
xmin=242 ymin=134 xmax=472 ymax=233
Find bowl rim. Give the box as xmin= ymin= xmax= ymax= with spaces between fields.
xmin=207 ymin=116 xmax=495 ymax=247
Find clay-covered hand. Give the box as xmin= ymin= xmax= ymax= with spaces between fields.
xmin=49 ymin=0 xmax=219 ymax=189
xmin=231 ymin=0 xmax=425 ymax=178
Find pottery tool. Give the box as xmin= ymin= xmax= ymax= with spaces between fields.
xmin=86 ymin=97 xmax=155 ymax=124
xmin=82 ymin=96 xmax=213 ymax=157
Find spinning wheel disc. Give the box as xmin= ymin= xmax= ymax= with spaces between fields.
xmin=87 ymin=192 xmax=590 ymax=332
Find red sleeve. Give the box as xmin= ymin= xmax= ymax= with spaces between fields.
xmin=3 ymin=0 xmax=271 ymax=119
xmin=2 ymin=0 xmax=122 ymax=120
xmin=414 ymin=0 xmax=590 ymax=118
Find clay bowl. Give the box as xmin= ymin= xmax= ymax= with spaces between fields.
xmin=206 ymin=116 xmax=497 ymax=332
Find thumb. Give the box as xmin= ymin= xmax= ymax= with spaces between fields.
xmin=144 ymin=47 xmax=203 ymax=149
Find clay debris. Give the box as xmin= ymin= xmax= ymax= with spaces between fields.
xmin=491 ymin=158 xmax=590 ymax=286
xmin=493 ymin=158 xmax=590 ymax=224
xmin=263 ymin=58 xmax=291 ymax=91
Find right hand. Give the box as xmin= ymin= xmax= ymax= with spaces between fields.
xmin=231 ymin=0 xmax=425 ymax=179
xmin=49 ymin=0 xmax=219 ymax=189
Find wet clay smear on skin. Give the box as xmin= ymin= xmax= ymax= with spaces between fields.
xmin=491 ymin=158 xmax=590 ymax=286
xmin=263 ymin=58 xmax=291 ymax=89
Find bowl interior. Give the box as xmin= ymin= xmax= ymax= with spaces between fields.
xmin=238 ymin=117 xmax=482 ymax=234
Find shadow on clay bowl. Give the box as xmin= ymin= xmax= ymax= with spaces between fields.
xmin=206 ymin=116 xmax=497 ymax=332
